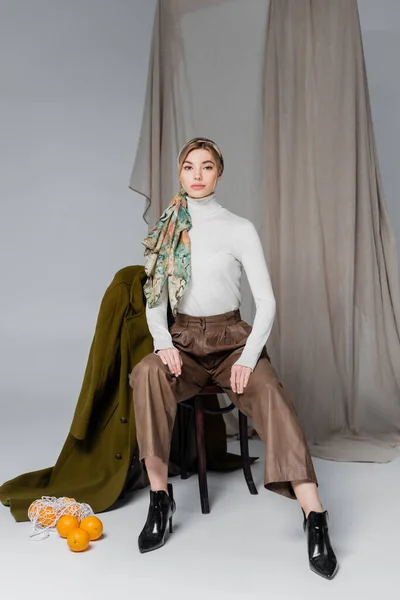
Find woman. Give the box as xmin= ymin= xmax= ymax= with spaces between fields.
xmin=130 ymin=138 xmax=338 ymax=580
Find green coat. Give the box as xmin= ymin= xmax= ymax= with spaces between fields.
xmin=0 ymin=266 xmax=245 ymax=522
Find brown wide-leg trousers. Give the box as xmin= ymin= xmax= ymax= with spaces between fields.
xmin=130 ymin=309 xmax=317 ymax=499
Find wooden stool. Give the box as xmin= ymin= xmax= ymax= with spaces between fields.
xmin=177 ymin=384 xmax=258 ymax=514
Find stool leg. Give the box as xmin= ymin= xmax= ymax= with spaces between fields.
xmin=239 ymin=411 xmax=258 ymax=495
xmin=194 ymin=396 xmax=210 ymax=514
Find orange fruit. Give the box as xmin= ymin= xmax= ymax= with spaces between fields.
xmin=37 ymin=506 xmax=57 ymax=527
xmin=67 ymin=528 xmax=90 ymax=552
xmin=80 ymin=516 xmax=103 ymax=541
xmin=62 ymin=503 xmax=85 ymax=521
xmin=28 ymin=499 xmax=42 ymax=521
xmin=61 ymin=497 xmax=75 ymax=505
xmin=56 ymin=515 xmax=80 ymax=538
xmin=62 ymin=505 xmax=76 ymax=516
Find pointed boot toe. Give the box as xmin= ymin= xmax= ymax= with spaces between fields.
xmin=309 ymin=553 xmax=339 ymax=580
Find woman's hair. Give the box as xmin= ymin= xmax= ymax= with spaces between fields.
xmin=177 ymin=137 xmax=224 ymax=176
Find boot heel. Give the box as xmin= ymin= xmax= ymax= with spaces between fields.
xmin=167 ymin=483 xmax=174 ymax=501
xmin=301 ymin=508 xmax=306 ymax=531
xmin=168 ymin=483 xmax=176 ymax=515
xmin=168 ymin=484 xmax=175 ymax=534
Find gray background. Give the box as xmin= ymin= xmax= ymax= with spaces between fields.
xmin=0 ymin=1 xmax=157 ymax=471
xmin=0 ymin=0 xmax=399 ymax=468
xmin=359 ymin=0 xmax=400 ymax=255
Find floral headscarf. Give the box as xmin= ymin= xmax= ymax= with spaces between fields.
xmin=142 ymin=192 xmax=192 ymax=317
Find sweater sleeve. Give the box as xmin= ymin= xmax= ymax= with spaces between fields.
xmin=145 ymin=283 xmax=174 ymax=352
xmin=234 ymin=220 xmax=276 ymax=370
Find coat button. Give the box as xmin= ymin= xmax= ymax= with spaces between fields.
xmin=120 ymin=417 xmax=128 ymax=423
xmin=115 ymin=453 xmax=122 ymax=459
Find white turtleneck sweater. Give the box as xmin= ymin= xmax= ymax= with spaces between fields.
xmin=145 ymin=193 xmax=276 ymax=370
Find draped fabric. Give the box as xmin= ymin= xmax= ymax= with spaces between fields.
xmin=129 ymin=0 xmax=400 ymax=461
xmin=263 ymin=0 xmax=400 ymax=461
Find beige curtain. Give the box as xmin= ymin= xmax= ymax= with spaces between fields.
xmin=263 ymin=0 xmax=400 ymax=461
xmin=130 ymin=0 xmax=400 ymax=460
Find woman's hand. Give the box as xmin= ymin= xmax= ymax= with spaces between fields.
xmin=156 ymin=347 xmax=183 ymax=377
xmin=230 ymin=364 xmax=253 ymax=394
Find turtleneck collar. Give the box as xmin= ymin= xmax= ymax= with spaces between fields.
xmin=186 ymin=192 xmax=222 ymax=217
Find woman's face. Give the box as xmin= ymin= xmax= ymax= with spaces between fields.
xmin=179 ymin=148 xmax=220 ymax=199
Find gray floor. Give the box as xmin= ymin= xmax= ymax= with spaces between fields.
xmin=1 ymin=424 xmax=398 ymax=600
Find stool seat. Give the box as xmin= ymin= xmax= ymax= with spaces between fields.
xmin=181 ymin=384 xmax=237 ymax=414
xmin=178 ymin=383 xmax=258 ymax=514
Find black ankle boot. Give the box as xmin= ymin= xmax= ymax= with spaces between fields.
xmin=302 ymin=509 xmax=338 ymax=580
xmin=138 ymin=483 xmax=176 ymax=554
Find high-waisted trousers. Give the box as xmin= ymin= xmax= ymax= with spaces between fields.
xmin=130 ymin=309 xmax=317 ymax=499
